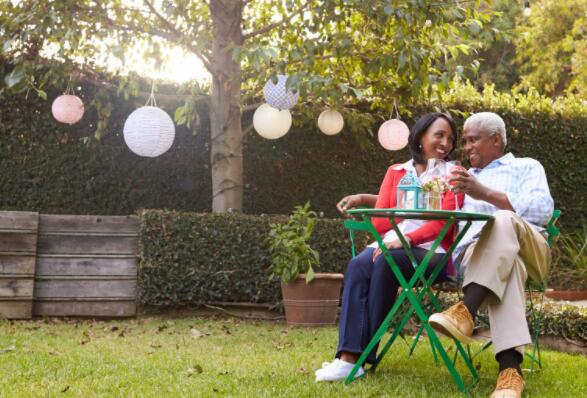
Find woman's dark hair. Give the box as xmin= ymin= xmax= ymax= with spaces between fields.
xmin=408 ymin=112 xmax=457 ymax=165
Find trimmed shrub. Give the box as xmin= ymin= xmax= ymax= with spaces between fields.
xmin=138 ymin=209 xmax=369 ymax=306
xmin=138 ymin=210 xmax=585 ymax=307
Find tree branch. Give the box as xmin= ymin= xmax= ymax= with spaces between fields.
xmin=242 ymin=122 xmax=255 ymax=137
xmin=242 ymin=0 xmax=312 ymax=40
xmin=242 ymin=101 xmax=264 ymax=112
xmin=140 ymin=1 xmax=213 ymax=71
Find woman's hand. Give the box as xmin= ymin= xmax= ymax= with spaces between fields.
xmin=336 ymin=194 xmax=363 ymax=214
xmin=372 ymin=238 xmax=409 ymax=262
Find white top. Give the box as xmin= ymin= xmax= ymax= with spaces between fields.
xmin=368 ymin=159 xmax=455 ymax=253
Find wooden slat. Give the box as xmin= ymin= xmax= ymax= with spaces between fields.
xmin=39 ymin=215 xmax=139 ymax=234
xmin=37 ymin=235 xmax=138 ymax=255
xmin=0 ymin=211 xmax=39 ymax=231
xmin=33 ymin=300 xmax=136 ymax=317
xmin=0 ymin=232 xmax=38 ymax=253
xmin=36 ymin=257 xmax=137 ymax=277
xmin=0 ymin=256 xmax=36 ymax=275
xmin=34 ymin=279 xmax=136 ymax=299
xmin=0 ymin=278 xmax=34 ymax=297
xmin=0 ymin=300 xmax=33 ymax=319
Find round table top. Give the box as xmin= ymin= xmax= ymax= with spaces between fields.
xmin=345 ymin=208 xmax=494 ymax=222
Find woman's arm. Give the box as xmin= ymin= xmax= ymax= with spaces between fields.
xmin=336 ymin=194 xmax=378 ymax=214
xmin=404 ymin=190 xmax=464 ymax=246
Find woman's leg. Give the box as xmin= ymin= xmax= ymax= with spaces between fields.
xmin=335 ymin=247 xmax=376 ymax=361
xmin=366 ymin=248 xmax=446 ymax=363
xmin=317 ymin=247 xmax=447 ymax=381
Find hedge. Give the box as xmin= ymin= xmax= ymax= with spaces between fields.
xmin=1 ymin=82 xmax=586 ymax=231
xmin=137 ymin=209 xmax=369 ymax=306
xmin=138 ymin=210 xmax=584 ymax=307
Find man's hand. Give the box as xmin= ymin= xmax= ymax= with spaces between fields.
xmin=449 ymin=170 xmax=515 ymax=211
xmin=449 ymin=170 xmax=489 ymax=200
xmin=372 ymin=239 xmax=409 ymax=262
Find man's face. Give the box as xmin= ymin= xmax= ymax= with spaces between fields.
xmin=463 ymin=122 xmax=503 ymax=169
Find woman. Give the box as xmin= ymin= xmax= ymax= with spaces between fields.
xmin=315 ymin=112 xmax=464 ymax=382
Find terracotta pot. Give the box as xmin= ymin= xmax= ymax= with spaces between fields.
xmin=281 ymin=273 xmax=344 ymax=326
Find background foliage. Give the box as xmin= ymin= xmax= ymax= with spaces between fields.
xmin=138 ymin=209 xmax=370 ymax=306
xmin=1 ymin=81 xmax=586 ymax=230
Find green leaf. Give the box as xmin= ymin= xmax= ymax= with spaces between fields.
xmin=4 ymin=67 xmax=25 ymax=88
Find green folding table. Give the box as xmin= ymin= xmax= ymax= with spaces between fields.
xmin=343 ymin=208 xmax=494 ymax=394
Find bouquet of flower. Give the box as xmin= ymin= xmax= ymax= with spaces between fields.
xmin=421 ymin=176 xmax=449 ymax=210
xmin=422 ymin=176 xmax=450 ymax=193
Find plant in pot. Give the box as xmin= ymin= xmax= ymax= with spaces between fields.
xmin=268 ymin=202 xmax=344 ymax=326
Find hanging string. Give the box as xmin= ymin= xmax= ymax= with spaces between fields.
xmin=146 ymin=81 xmax=157 ymax=107
xmin=392 ymin=99 xmax=400 ymax=120
xmin=64 ymin=76 xmax=74 ymax=95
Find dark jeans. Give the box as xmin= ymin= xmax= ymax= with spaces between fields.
xmin=336 ymin=246 xmax=447 ymax=364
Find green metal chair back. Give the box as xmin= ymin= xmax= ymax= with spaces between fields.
xmin=546 ymin=209 xmax=561 ymax=248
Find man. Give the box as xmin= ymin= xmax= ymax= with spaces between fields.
xmin=428 ymin=112 xmax=554 ymax=398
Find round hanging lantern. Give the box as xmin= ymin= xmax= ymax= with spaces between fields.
xmin=123 ymin=106 xmax=175 ymax=157
xmin=253 ymin=103 xmax=292 ymax=140
xmin=51 ymin=94 xmax=85 ymax=124
xmin=263 ymin=75 xmax=299 ymax=110
xmin=378 ymin=119 xmax=410 ymax=150
xmin=317 ymin=109 xmax=344 ymax=135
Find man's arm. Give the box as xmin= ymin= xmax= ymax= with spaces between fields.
xmin=450 ymin=161 xmax=554 ymax=225
xmin=502 ymin=160 xmax=554 ymax=226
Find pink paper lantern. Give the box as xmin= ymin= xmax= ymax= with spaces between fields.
xmin=377 ymin=119 xmax=409 ymax=150
xmin=52 ymin=94 xmax=85 ymax=125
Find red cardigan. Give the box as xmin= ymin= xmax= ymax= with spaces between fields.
xmin=372 ymin=165 xmax=464 ymax=266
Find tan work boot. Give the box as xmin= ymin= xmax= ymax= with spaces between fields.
xmin=428 ymin=301 xmax=475 ymax=343
xmin=491 ymin=368 xmax=525 ymax=398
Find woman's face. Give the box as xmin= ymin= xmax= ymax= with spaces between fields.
xmin=419 ymin=118 xmax=454 ymax=162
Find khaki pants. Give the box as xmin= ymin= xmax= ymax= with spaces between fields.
xmin=461 ymin=210 xmax=550 ymax=356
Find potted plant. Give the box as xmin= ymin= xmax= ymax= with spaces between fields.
xmin=268 ymin=202 xmax=344 ymax=326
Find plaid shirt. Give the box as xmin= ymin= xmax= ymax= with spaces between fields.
xmin=454 ymin=152 xmax=554 ymax=259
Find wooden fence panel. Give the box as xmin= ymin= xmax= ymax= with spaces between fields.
xmin=0 ymin=211 xmax=39 ymax=319
xmin=34 ymin=215 xmax=138 ymax=318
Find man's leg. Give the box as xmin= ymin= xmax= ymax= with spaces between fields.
xmin=430 ymin=211 xmax=550 ymax=397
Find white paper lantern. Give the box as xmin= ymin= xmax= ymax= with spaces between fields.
xmin=317 ymin=110 xmax=344 ymax=135
xmin=52 ymin=94 xmax=85 ymax=124
xmin=253 ymin=103 xmax=292 ymax=140
xmin=123 ymin=106 xmax=175 ymax=157
xmin=378 ymin=119 xmax=410 ymax=150
xmin=263 ymin=75 xmax=299 ymax=110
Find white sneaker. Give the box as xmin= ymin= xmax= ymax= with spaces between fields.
xmin=315 ymin=359 xmax=365 ymax=382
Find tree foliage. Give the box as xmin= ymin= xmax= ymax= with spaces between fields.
xmin=514 ymin=0 xmax=587 ymax=98
xmin=0 ymin=0 xmax=492 ymax=211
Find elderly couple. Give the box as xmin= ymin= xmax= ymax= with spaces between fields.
xmin=315 ymin=112 xmax=553 ymax=398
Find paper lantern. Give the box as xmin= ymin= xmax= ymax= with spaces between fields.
xmin=51 ymin=94 xmax=85 ymax=124
xmin=317 ymin=110 xmax=344 ymax=135
xmin=263 ymin=75 xmax=299 ymax=110
xmin=253 ymin=103 xmax=292 ymax=140
xmin=378 ymin=119 xmax=410 ymax=150
xmin=123 ymin=106 xmax=175 ymax=157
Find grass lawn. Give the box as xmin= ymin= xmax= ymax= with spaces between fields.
xmin=0 ymin=316 xmax=585 ymax=397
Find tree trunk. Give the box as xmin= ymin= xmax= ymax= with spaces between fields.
xmin=209 ymin=0 xmax=244 ymax=212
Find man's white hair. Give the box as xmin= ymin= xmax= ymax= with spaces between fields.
xmin=464 ymin=112 xmax=507 ymax=148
